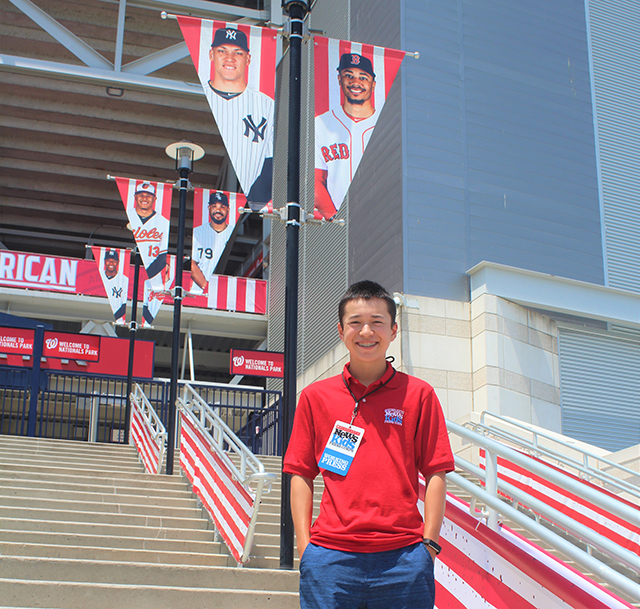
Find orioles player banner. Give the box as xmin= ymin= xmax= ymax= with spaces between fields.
xmin=114 ymin=177 xmax=172 ymax=291
xmin=177 ymin=17 xmax=277 ymax=207
xmin=91 ymin=246 xmax=130 ymax=324
xmin=141 ymin=254 xmax=176 ymax=328
xmin=314 ymin=37 xmax=405 ymax=220
xmin=190 ymin=188 xmax=245 ymax=296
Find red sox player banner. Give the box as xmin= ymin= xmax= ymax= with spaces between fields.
xmin=177 ymin=17 xmax=277 ymax=207
xmin=314 ymin=37 xmax=405 ymax=220
xmin=141 ymin=254 xmax=176 ymax=328
xmin=91 ymin=246 xmax=130 ymax=324
xmin=190 ymin=189 xmax=245 ymax=295
xmin=114 ymin=177 xmax=172 ymax=291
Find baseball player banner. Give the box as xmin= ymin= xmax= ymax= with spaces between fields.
xmin=176 ymin=17 xmax=277 ymax=207
xmin=314 ymin=37 xmax=406 ymax=220
xmin=91 ymin=246 xmax=130 ymax=324
xmin=141 ymin=254 xmax=176 ymax=328
xmin=190 ymin=188 xmax=245 ymax=295
xmin=114 ymin=176 xmax=172 ymax=291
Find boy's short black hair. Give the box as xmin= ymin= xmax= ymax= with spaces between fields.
xmin=338 ymin=280 xmax=396 ymax=327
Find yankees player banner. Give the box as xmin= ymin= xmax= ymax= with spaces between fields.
xmin=176 ymin=17 xmax=277 ymax=207
xmin=314 ymin=37 xmax=406 ymax=220
xmin=141 ymin=254 xmax=176 ymax=328
xmin=91 ymin=246 xmax=130 ymax=324
xmin=190 ymin=188 xmax=245 ymax=297
xmin=114 ymin=176 xmax=172 ymax=292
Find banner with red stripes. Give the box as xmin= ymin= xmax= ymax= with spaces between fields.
xmin=179 ymin=408 xmax=256 ymax=563
xmin=91 ymin=246 xmax=130 ymax=324
xmin=313 ymin=36 xmax=405 ymax=220
xmin=479 ymin=449 xmax=640 ymax=555
xmin=177 ymin=17 xmax=277 ymax=206
xmin=130 ymin=399 xmax=160 ymax=475
xmin=190 ymin=188 xmax=245 ymax=295
xmin=114 ymin=177 xmax=172 ymax=292
xmin=418 ymin=479 xmax=634 ymax=609
xmin=206 ymin=275 xmax=267 ymax=314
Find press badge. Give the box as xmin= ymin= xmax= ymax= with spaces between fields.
xmin=318 ymin=421 xmax=364 ymax=476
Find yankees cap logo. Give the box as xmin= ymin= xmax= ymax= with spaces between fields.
xmin=351 ymin=54 xmax=360 ymax=65
xmin=243 ymin=115 xmax=268 ymax=142
xmin=226 ymin=29 xmax=237 ymax=40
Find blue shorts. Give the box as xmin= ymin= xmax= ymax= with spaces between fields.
xmin=299 ymin=542 xmax=435 ymax=609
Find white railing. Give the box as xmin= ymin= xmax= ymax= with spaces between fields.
xmin=446 ymin=420 xmax=640 ymax=602
xmin=177 ymin=382 xmax=276 ymax=564
xmin=466 ymin=411 xmax=640 ymax=500
xmin=129 ymin=383 xmax=166 ymax=475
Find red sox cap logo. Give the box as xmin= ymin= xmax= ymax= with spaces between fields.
xmin=351 ymin=54 xmax=360 ymax=65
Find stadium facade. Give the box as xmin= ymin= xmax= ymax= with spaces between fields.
xmin=1 ymin=0 xmax=639 ymax=453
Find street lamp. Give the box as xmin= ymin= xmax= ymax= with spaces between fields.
xmin=164 ymin=141 xmax=205 ymax=476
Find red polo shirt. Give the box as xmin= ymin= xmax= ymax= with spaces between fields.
xmin=283 ymin=363 xmax=454 ymax=553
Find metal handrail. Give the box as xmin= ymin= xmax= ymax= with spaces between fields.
xmin=471 ymin=412 xmax=640 ymax=499
xmin=447 ymin=421 xmax=640 ymax=601
xmin=447 ymin=471 xmax=640 ymax=602
xmin=455 ymin=455 xmax=640 ymax=575
xmin=177 ymin=382 xmax=276 ymax=564
xmin=130 ymin=383 xmax=167 ymax=474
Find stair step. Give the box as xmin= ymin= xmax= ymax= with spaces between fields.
xmin=0 ymin=579 xmax=299 ymax=609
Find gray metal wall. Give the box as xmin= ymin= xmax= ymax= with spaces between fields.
xmin=559 ymin=327 xmax=640 ymax=451
xmin=348 ymin=0 xmax=404 ymax=294
xmin=587 ymin=0 xmax=640 ymax=293
xmin=402 ymin=0 xmax=604 ymax=301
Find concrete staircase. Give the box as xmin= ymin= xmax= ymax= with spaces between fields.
xmin=0 ymin=435 xmax=299 ymax=609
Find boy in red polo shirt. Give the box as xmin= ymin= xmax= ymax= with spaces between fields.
xmin=283 ymin=281 xmax=454 ymax=609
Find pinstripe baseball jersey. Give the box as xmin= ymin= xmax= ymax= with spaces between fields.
xmin=102 ymin=273 xmax=128 ymax=322
xmin=205 ymin=86 xmax=274 ymax=200
xmin=192 ymin=222 xmax=233 ymax=287
xmin=315 ymin=105 xmax=379 ymax=213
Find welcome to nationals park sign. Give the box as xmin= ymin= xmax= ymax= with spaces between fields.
xmin=0 ymin=249 xmax=267 ymax=315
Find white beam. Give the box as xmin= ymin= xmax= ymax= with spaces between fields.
xmin=126 ymin=0 xmax=269 ymax=21
xmin=468 ymin=261 xmax=640 ymax=328
xmin=0 ymin=54 xmax=204 ymax=97
xmin=122 ymin=42 xmax=189 ymax=75
xmin=8 ymin=0 xmax=113 ymax=70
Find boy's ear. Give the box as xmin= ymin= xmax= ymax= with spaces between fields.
xmin=390 ymin=322 xmax=398 ymax=342
xmin=337 ymin=320 xmax=345 ymax=341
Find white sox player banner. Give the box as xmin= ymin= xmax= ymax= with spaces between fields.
xmin=177 ymin=17 xmax=277 ymax=207
xmin=190 ymin=189 xmax=245 ymax=296
xmin=91 ymin=246 xmax=130 ymax=324
xmin=141 ymin=254 xmax=176 ymax=328
xmin=314 ymin=37 xmax=405 ymax=220
xmin=115 ymin=177 xmax=172 ymax=292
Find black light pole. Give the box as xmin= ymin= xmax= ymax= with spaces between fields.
xmin=165 ymin=141 xmax=205 ymax=476
xmin=124 ymin=247 xmax=141 ymax=445
xmin=280 ymin=0 xmax=310 ymax=570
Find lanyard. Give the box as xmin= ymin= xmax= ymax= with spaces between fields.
xmin=341 ymin=367 xmax=396 ymax=425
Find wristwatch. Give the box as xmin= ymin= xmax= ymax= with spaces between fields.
xmin=422 ymin=538 xmax=442 ymax=555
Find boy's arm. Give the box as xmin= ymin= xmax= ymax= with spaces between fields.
xmin=290 ymin=474 xmax=314 ymax=558
xmin=422 ymin=471 xmax=447 ymax=560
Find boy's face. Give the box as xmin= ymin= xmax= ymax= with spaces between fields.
xmin=338 ymin=298 xmax=397 ymax=366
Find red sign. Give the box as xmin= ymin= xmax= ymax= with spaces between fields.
xmin=0 ymin=328 xmax=34 ymax=355
xmin=230 ymin=349 xmax=284 ymax=378
xmin=43 ymin=331 xmax=101 ymax=362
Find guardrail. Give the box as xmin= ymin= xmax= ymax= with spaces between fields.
xmin=468 ymin=411 xmax=640 ymax=500
xmin=177 ymin=382 xmax=276 ymax=564
xmin=446 ymin=420 xmax=640 ymax=602
xmin=130 ymin=383 xmax=167 ymax=475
